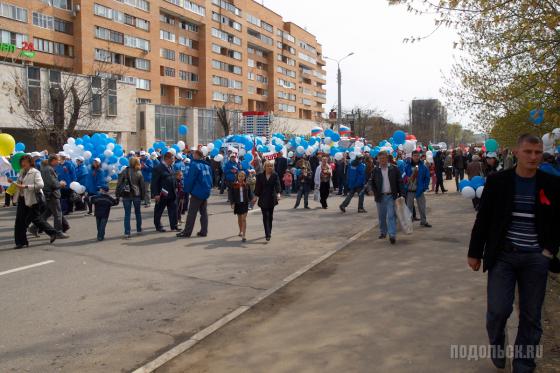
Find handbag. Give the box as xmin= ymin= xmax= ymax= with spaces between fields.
xmin=33 ymin=178 xmax=46 ymax=209
xmin=116 ymin=168 xmax=131 ymax=197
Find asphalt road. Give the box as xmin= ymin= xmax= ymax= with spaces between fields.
xmin=0 ymin=190 xmax=375 ymax=372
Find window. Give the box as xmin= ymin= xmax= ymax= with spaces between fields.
xmin=49 ymin=70 xmax=61 ymax=86
xmin=211 ymin=44 xmax=241 ymax=60
xmin=257 ymin=87 xmax=268 ymax=96
xmin=278 ymin=79 xmax=295 ymax=89
xmin=299 ymin=51 xmax=316 ymax=65
xmin=160 ymin=13 xmax=174 ymax=24
xmin=212 ymin=91 xmax=242 ymax=104
xmin=179 ymin=88 xmax=193 ymax=99
xmin=160 ymin=66 xmax=176 ymax=77
xmin=137 ymin=98 xmax=151 ymax=104
xmin=27 ymin=66 xmax=41 ymax=111
xmin=94 ymin=4 xmax=149 ymax=31
xmin=180 ymin=20 xmax=199 ymax=32
xmin=135 ymin=57 xmax=150 ymax=71
xmin=301 ymin=97 xmax=312 ymax=106
xmin=212 ymin=12 xmax=241 ymax=31
xmin=248 ymin=85 xmax=255 ymax=94
xmin=94 ymin=48 xmax=111 ymax=62
xmin=211 ymin=28 xmax=241 ymax=46
xmin=179 ymin=36 xmax=194 ymax=48
xmin=277 ymin=66 xmax=296 ymax=78
xmin=278 ymin=54 xmax=296 ymax=66
xmin=211 ymin=0 xmax=240 ymax=16
xmin=93 ymin=3 xmax=112 ymax=19
xmin=125 ymin=35 xmax=149 ymax=51
xmin=34 ymin=37 xmax=74 ymax=57
xmin=160 ymin=29 xmax=176 ymax=42
xmin=248 ymin=58 xmax=255 ymax=68
xmin=212 ymin=60 xmax=242 ymax=75
xmin=136 ymin=17 xmax=150 ymax=30
xmin=178 ymin=70 xmax=197 ymax=81
xmin=160 ymin=48 xmax=175 ymax=60
xmin=278 ymin=91 xmax=296 ymax=101
xmin=278 ymin=103 xmax=296 ymax=113
xmin=247 ymin=28 xmax=272 ymax=45
xmin=212 ymin=75 xmax=241 ymax=89
xmin=179 ymin=53 xmax=198 ymax=65
xmin=0 ymin=2 xmax=28 ymax=22
xmin=54 ymin=18 xmax=72 ymax=34
xmin=164 ymin=0 xmax=205 ymax=16
xmin=115 ymin=0 xmax=150 ymax=12
xmin=256 ymin=74 xmax=268 ymax=84
xmin=247 ymin=72 xmax=254 ymax=80
xmin=33 ymin=12 xmax=53 ymax=29
xmin=107 ymin=79 xmax=117 ymax=116
xmin=0 ymin=29 xmax=28 ymax=48
xmin=299 ymin=40 xmax=317 ymax=54
xmin=95 ymin=26 xmax=124 ymax=44
xmin=90 ymin=76 xmax=102 ymax=115
xmin=42 ymin=0 xmax=71 ymax=10
xmin=136 ymin=78 xmax=150 ymax=90
xmin=246 ymin=13 xmax=273 ymax=33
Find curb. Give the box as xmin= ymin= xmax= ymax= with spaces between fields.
xmin=131 ymin=226 xmax=373 ymax=373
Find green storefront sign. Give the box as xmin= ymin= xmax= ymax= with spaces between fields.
xmin=0 ymin=42 xmax=36 ymax=58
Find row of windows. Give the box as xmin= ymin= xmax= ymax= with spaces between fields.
xmin=277 ymin=54 xmax=296 ymax=66
xmin=278 ymin=91 xmax=296 ymax=101
xmin=298 ymin=40 xmax=317 ymax=54
xmin=34 ymin=37 xmax=74 ymax=57
xmin=277 ymin=66 xmax=296 ymax=78
xmin=93 ymin=4 xmax=150 ymax=31
xmin=247 ymin=72 xmax=268 ymax=84
xmin=94 ymin=48 xmax=150 ymax=71
xmin=212 ymin=11 xmax=241 ymax=31
xmin=160 ymin=13 xmax=199 ymax=32
xmin=276 ymin=29 xmax=295 ymax=44
xmin=161 ymin=49 xmax=198 ymax=66
xmin=117 ymin=75 xmax=151 ymax=90
xmin=179 ymin=36 xmax=198 ymax=49
xmin=212 ymin=43 xmax=242 ymax=60
xmin=278 ymin=79 xmax=296 ymax=89
xmin=246 ymin=13 xmax=273 ymax=33
xmin=41 ymin=0 xmax=71 ymax=11
xmin=212 ymin=91 xmax=242 ymax=104
xmin=114 ymin=0 xmax=150 ymax=12
xmin=301 ymin=97 xmax=313 ymax=106
xmin=164 ymin=0 xmax=205 ymax=17
xmin=32 ymin=12 xmax=73 ymax=34
xmin=211 ymin=0 xmax=240 ymax=17
xmin=211 ymin=27 xmax=241 ymax=46
xmin=299 ymin=51 xmax=317 ymax=65
xmin=247 ymin=28 xmax=273 ymax=46
xmin=94 ymin=26 xmax=150 ymax=51
xmin=278 ymin=103 xmax=296 ymax=113
xmin=212 ymin=59 xmax=242 ymax=75
xmin=179 ymin=70 xmax=198 ymax=82
xmin=248 ymin=46 xmax=267 ymax=58
xmin=0 ymin=2 xmax=27 ymax=22
xmin=212 ymin=75 xmax=242 ymax=90
xmin=0 ymin=29 xmax=27 ymax=48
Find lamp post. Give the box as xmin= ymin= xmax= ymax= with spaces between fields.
xmin=324 ymin=52 xmax=354 ymax=128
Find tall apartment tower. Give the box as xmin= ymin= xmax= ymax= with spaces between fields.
xmin=0 ymin=0 xmax=327 ymax=121
xmin=409 ymin=99 xmax=448 ymax=145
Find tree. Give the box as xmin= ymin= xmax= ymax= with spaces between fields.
xmin=5 ymin=59 xmax=125 ymax=151
xmin=446 ymin=122 xmax=463 ymax=147
xmin=389 ymin=0 xmax=560 ymax=132
xmin=216 ymin=104 xmax=231 ymax=136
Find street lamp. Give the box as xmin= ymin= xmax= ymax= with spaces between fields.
xmin=324 ymin=52 xmax=355 ymax=128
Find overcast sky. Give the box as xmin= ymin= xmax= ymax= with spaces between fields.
xmin=264 ymin=0 xmax=462 ymax=126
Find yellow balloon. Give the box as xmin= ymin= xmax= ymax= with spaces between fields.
xmin=0 ymin=133 xmax=16 ymax=156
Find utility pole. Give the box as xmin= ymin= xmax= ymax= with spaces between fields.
xmin=325 ymin=52 xmax=355 ymax=129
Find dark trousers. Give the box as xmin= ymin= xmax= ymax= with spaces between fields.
xmin=337 ymin=174 xmax=347 ymax=195
xmin=95 ymin=217 xmax=108 ymax=240
xmin=85 ymin=194 xmax=93 ymax=213
xmin=341 ymin=187 xmax=362 ymax=208
xmin=124 ymin=197 xmax=142 ymax=235
xmin=42 ymin=197 xmax=69 ymax=233
xmin=454 ymin=168 xmax=465 ymax=191
xmin=435 ymin=172 xmax=445 ymax=193
xmin=181 ymin=195 xmax=208 ymax=236
xmin=14 ymin=198 xmax=57 ymax=246
xmin=320 ymin=181 xmax=330 ymax=208
xmin=487 ymin=251 xmax=550 ymax=373
xmin=261 ymin=207 xmax=274 ymax=238
xmin=154 ymin=196 xmax=178 ymax=230
xmin=294 ymin=188 xmax=309 ymax=208
xmin=4 ymin=192 xmax=12 ymax=206
xmin=60 ymin=188 xmax=74 ymax=214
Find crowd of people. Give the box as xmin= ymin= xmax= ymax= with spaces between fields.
xmin=2 ymin=137 xmax=559 ymax=250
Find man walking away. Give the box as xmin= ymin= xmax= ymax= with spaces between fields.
xmin=40 ymin=155 xmax=69 ymax=238
xmin=404 ymin=151 xmax=432 ymax=228
xmin=339 ymin=154 xmax=366 ymax=213
xmin=151 ymin=152 xmax=178 ymax=232
xmin=177 ymin=150 xmax=213 ymax=238
xmin=453 ymin=148 xmax=466 ymax=192
xmin=468 ymin=134 xmax=560 ymax=373
xmin=434 ymin=150 xmax=447 ymax=194
xmin=371 ymin=151 xmax=404 ymax=244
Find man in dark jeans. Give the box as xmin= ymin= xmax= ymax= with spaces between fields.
xmin=453 ymin=149 xmax=466 ymax=191
xmin=151 ymin=152 xmax=178 ymax=232
xmin=468 ymin=134 xmax=560 ymax=373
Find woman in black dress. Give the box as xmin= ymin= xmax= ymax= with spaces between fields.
xmin=229 ymin=171 xmax=251 ymax=242
xmin=252 ymin=160 xmax=281 ymax=242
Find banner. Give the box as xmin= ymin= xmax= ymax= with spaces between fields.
xmin=263 ymin=152 xmax=279 ymax=161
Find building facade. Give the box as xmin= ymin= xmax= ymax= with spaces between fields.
xmin=0 ymin=0 xmax=326 ymax=147
xmin=409 ymin=99 xmax=448 ymax=145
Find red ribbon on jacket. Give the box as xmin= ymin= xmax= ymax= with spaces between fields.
xmin=539 ymin=189 xmax=551 ymax=206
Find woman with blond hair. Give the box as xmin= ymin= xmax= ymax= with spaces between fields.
xmin=117 ymin=156 xmax=146 ymax=238
xmin=229 ymin=171 xmax=251 ymax=242
xmin=253 ymin=160 xmax=281 ymax=242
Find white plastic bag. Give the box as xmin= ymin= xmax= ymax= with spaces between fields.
xmin=395 ymin=197 xmax=413 ymax=234
xmin=313 ymin=186 xmax=319 ymax=201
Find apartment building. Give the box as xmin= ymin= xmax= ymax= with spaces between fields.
xmin=0 ymin=0 xmax=327 ymax=127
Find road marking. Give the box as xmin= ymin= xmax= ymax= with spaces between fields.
xmin=0 ymin=260 xmax=55 ymax=277
xmin=131 ymin=225 xmax=374 ymax=373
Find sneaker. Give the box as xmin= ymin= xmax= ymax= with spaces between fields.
xmin=389 ymin=237 xmax=396 ymax=245
xmin=97 ymin=237 xmax=104 ymax=241
xmin=176 ymin=232 xmax=190 ymax=238
xmin=49 ymin=235 xmax=57 ymax=244
xmin=421 ymin=223 xmax=432 ymax=228
xmin=339 ymin=205 xmax=346 ymax=213
xmin=56 ymin=233 xmax=69 ymax=239
xmin=378 ymin=234 xmax=386 ymax=239
xmin=358 ymin=209 xmax=367 ymax=213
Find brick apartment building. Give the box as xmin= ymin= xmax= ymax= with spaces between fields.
xmin=0 ymin=0 xmax=327 ymax=148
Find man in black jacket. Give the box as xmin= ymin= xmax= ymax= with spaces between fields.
xmin=151 ymin=152 xmax=178 ymax=232
xmin=371 ymin=151 xmax=404 ymax=244
xmin=468 ymin=134 xmax=560 ymax=372
xmin=40 ymin=155 xmax=69 ymax=238
xmin=274 ymin=154 xmax=288 ymax=192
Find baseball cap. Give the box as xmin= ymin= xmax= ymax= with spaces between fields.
xmin=93 ymin=157 xmax=101 ymax=163
xmin=30 ymin=151 xmax=41 ymax=158
xmin=76 ymin=156 xmax=84 ymax=162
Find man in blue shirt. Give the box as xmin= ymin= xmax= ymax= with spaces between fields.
xmin=177 ymin=150 xmax=213 ymax=238
xmin=404 ymin=151 xmax=432 ymax=228
xmin=339 ymin=154 xmax=366 ymax=213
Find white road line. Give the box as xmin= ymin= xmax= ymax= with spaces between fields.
xmin=131 ymin=225 xmax=374 ymax=373
xmin=0 ymin=260 xmax=55 ymax=277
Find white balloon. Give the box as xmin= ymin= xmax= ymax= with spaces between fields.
xmin=288 ymin=151 xmax=294 ymax=158
xmin=105 ymin=176 xmax=112 ymax=182
xmin=213 ymin=154 xmax=224 ymax=162
xmin=239 ymin=148 xmax=246 ymax=156
xmin=403 ymin=140 xmax=415 ymax=153
xmin=324 ymin=137 xmax=332 ymax=144
xmin=349 ymin=151 xmax=356 ymax=160
xmin=101 ymin=163 xmax=110 ymax=171
xmin=78 ymin=185 xmax=86 ymax=194
xmin=323 ymin=145 xmax=331 ymax=153
xmin=206 ymin=143 xmax=214 ymax=151
xmin=355 ymin=141 xmax=364 ymax=149
xmin=201 ymin=146 xmax=208 ymax=156
xmin=106 ymin=143 xmax=115 ymax=150
xmin=476 ymin=186 xmax=484 ymax=198
xmin=67 ymin=137 xmax=75 ymax=145
xmin=63 ymin=144 xmax=71 ymax=152
xmin=78 ymin=145 xmax=84 ymax=151
xmin=69 ymin=181 xmax=81 ymax=192
xmin=296 ymin=146 xmax=304 ymax=154
xmin=168 ymin=148 xmax=177 ymax=156
xmin=542 ymin=133 xmax=554 ymax=146
xmin=305 ymin=147 xmax=313 ymax=156
xmin=461 ymin=186 xmax=476 ymax=199
xmin=103 ymin=150 xmax=113 ymax=158
xmin=334 ymin=152 xmax=343 ymax=161
xmin=83 ymin=151 xmax=92 ymax=160
xmin=177 ymin=141 xmax=186 ymax=151
xmin=552 ymin=127 xmax=560 ymax=139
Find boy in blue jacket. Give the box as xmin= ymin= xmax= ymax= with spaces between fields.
xmin=339 ymin=154 xmax=366 ymax=213
xmin=404 ymin=151 xmax=432 ymax=227
xmin=91 ymin=187 xmax=119 ymax=241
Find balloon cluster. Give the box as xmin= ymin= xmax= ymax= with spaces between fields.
xmin=459 ymin=177 xmax=485 ymax=199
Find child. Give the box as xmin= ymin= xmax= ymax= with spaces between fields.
xmin=282 ymin=169 xmax=293 ymax=196
xmin=293 ymin=168 xmax=313 ymax=209
xmin=247 ymin=169 xmax=257 ymax=209
xmin=90 ymin=187 xmax=119 ymax=241
xmin=229 ymin=171 xmax=251 ymax=242
xmin=175 ymin=171 xmax=184 ymax=224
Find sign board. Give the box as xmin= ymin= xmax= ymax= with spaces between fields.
xmin=0 ymin=41 xmax=36 ymax=58
xmin=262 ymin=152 xmax=279 ymax=161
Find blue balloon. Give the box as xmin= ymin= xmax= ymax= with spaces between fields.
xmin=210 ymin=148 xmax=219 ymax=157
xmin=331 ymin=133 xmax=341 ymax=142
xmin=275 ymin=144 xmax=283 ymax=152
xmin=370 ymin=149 xmax=379 ymax=157
xmin=241 ymin=160 xmax=251 ymax=170
xmin=108 ymin=156 xmax=118 ymax=164
xmin=244 ymin=153 xmax=253 ymax=162
xmin=330 ymin=147 xmax=338 ymax=156
xmin=82 ymin=135 xmax=91 ymax=143
xmin=459 ymin=179 xmax=472 ymax=191
xmin=15 ymin=142 xmax=25 ymax=152
xmin=172 ymin=144 xmax=181 ymax=153
xmin=470 ymin=176 xmax=485 ymax=189
xmin=114 ymin=145 xmax=123 ymax=157
xmin=529 ymin=109 xmax=544 ymax=125
xmin=214 ymin=140 xmax=223 ymax=149
xmin=95 ymin=144 xmax=105 ymax=155
xmin=393 ymin=130 xmax=406 ymax=145
xmin=161 ymin=147 xmax=169 ymax=155
xmin=75 ymin=138 xmax=83 ymax=145
xmin=119 ymin=157 xmax=129 ymax=166
xmin=148 ymin=147 xmax=154 ymax=153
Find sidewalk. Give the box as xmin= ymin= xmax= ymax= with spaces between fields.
xmin=156 ymin=192 xmax=498 ymax=373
